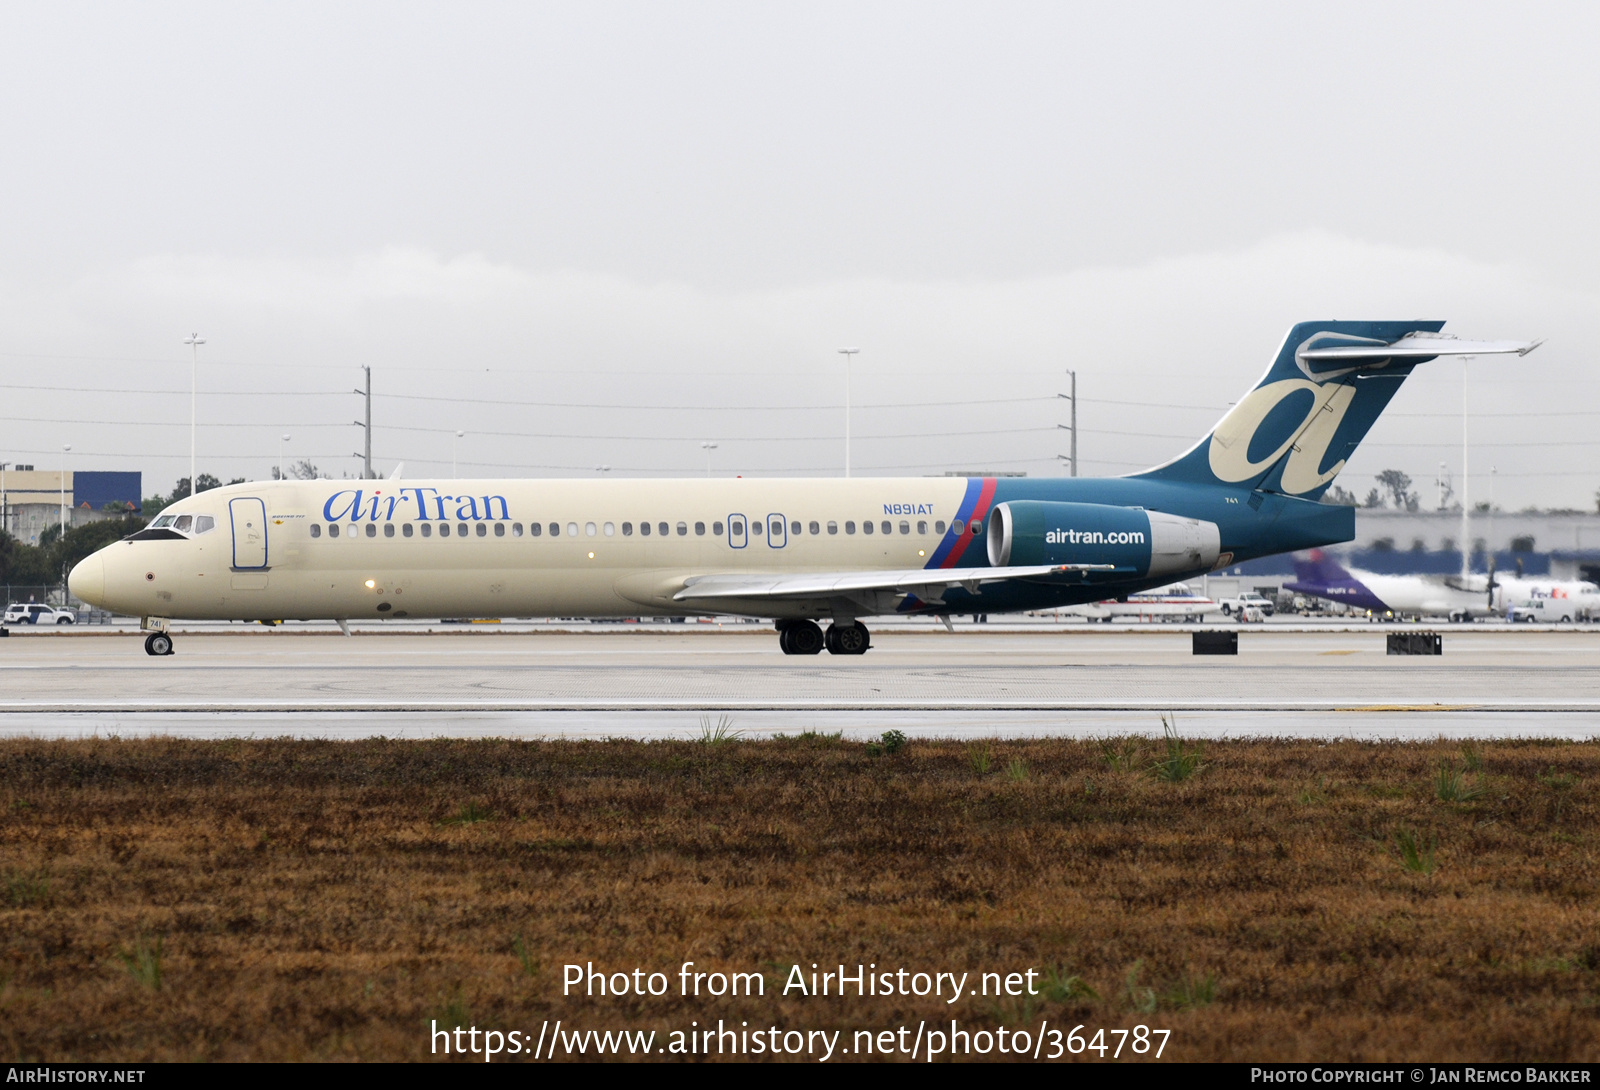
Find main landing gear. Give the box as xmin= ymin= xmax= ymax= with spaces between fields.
xmin=143 ymin=632 xmax=174 ymax=656
xmin=776 ymin=620 xmax=870 ymax=655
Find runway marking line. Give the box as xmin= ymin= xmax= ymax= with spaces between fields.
xmin=1335 ymin=704 xmax=1475 ymax=713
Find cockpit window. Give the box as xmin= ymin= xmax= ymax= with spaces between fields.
xmin=194 ymin=515 xmax=215 ymax=534
xmin=152 ymin=515 xmax=175 ymax=528
xmin=173 ymin=515 xmax=193 ymax=532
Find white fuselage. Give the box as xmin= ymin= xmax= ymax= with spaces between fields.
xmin=71 ymin=477 xmax=980 ymax=623
xmin=1354 ymin=572 xmax=1494 ymax=619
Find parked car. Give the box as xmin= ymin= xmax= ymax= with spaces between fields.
xmin=1218 ymin=592 xmax=1275 ymax=618
xmin=2 ymin=603 xmax=76 ymax=625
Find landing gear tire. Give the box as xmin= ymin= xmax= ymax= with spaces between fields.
xmin=825 ymin=622 xmax=871 ymax=655
xmin=778 ymin=620 xmax=824 ymax=655
xmin=144 ymin=633 xmax=173 ymax=657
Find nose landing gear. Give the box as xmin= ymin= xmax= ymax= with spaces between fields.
xmin=143 ymin=633 xmax=174 ymax=657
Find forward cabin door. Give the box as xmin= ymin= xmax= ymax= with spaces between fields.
xmin=229 ymin=497 xmax=269 ymax=569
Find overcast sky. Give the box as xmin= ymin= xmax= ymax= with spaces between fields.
xmin=1 ymin=2 xmax=1596 ymax=508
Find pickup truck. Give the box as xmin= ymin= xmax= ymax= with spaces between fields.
xmin=2 ymin=603 xmax=76 ymax=625
xmin=1217 ymin=592 xmax=1275 ymax=618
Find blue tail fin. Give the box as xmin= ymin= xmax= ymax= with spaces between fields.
xmin=1132 ymin=320 xmax=1445 ymax=499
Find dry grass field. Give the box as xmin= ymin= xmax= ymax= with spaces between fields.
xmin=0 ymin=730 xmax=1596 ymax=1063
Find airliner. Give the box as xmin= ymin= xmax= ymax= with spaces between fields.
xmin=1288 ymin=550 xmax=1598 ymax=622
xmin=1063 ymin=583 xmax=1222 ymax=623
xmin=67 ymin=321 xmax=1539 ymax=656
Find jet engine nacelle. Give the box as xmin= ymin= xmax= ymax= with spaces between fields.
xmin=986 ymin=501 xmax=1221 ymax=579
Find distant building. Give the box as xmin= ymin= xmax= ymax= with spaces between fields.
xmin=0 ymin=469 xmax=142 ymax=545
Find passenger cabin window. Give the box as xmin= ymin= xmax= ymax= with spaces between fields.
xmin=728 ymin=519 xmax=742 ymax=535
xmin=459 ymin=523 xmax=470 ymax=537
xmin=384 ymin=523 xmax=395 ymax=537
xmin=585 ymin=522 xmax=596 ymax=537
xmin=952 ymin=519 xmax=965 ymax=534
xmin=694 ymin=522 xmax=705 ymax=535
xmin=827 ymin=521 xmax=837 ymax=535
xmin=421 ymin=523 xmax=432 ymax=537
xmin=676 ymin=522 xmax=688 ymax=536
xmin=476 ymin=523 xmax=487 ymax=537
xmin=658 ymin=522 xmax=668 ymax=536
xmin=809 ymin=521 xmax=820 ymax=535
xmin=882 ymin=521 xmax=892 ymax=535
xmin=439 ymin=524 xmax=450 ymax=537
xmin=622 ymin=522 xmax=633 ymax=536
xmin=845 ymin=521 xmax=855 ymax=534
xmin=791 ymin=521 xmax=802 ymax=535
xmin=567 ymin=522 xmax=578 ymax=537
xmin=529 ymin=522 xmax=541 ymax=536
xmin=403 ymin=523 xmax=414 ymax=537
xmin=604 ymin=522 xmax=615 ymax=536
xmin=863 ymin=521 xmax=873 ymax=535
xmin=713 ymin=521 xmax=723 ymax=535
xmin=640 ymin=521 xmax=651 ymax=536
xmin=935 ymin=520 xmax=946 ymax=534
xmin=970 ymin=521 xmax=982 ymax=534
xmin=329 ymin=525 xmax=341 ymax=538
xmin=917 ymin=521 xmax=927 ymax=534
xmin=494 ymin=523 xmax=506 ymax=537
xmin=310 ymin=524 xmax=322 ymax=538
xmin=899 ymin=521 xmax=910 ymax=535
xmin=752 ymin=521 xmax=763 ymax=535
xmin=512 ymin=523 xmax=522 ymax=537
xmin=366 ymin=524 xmax=377 ymax=537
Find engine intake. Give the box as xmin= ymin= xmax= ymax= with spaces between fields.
xmin=986 ymin=501 xmax=1220 ymax=579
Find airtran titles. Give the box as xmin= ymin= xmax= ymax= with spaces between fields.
xmin=323 ymin=488 xmax=511 ymax=523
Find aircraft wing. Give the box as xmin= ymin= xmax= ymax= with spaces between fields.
xmin=673 ymin=563 xmax=1115 ymax=603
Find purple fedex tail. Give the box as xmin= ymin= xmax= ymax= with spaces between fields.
xmin=1284 ymin=550 xmax=1391 ymax=613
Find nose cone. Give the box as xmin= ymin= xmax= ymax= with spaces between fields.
xmin=68 ymin=553 xmax=106 ymax=607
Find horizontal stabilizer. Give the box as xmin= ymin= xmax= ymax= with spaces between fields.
xmin=1298 ymin=333 xmax=1542 ymax=361
xmin=674 ymin=563 xmax=1114 ymax=602
xmin=1297 ymin=332 xmax=1542 ymax=379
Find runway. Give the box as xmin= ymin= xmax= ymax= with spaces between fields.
xmin=3 ymin=624 xmax=1598 ymax=738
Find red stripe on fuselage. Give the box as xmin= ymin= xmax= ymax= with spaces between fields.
xmin=938 ymin=477 xmax=997 ymax=568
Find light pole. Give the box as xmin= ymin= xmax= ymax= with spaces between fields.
xmin=0 ymin=462 xmax=9 ymax=538
xmin=837 ymin=348 xmax=859 ymax=478
xmin=1460 ymin=358 xmax=1472 ymax=580
xmin=279 ymin=435 xmax=291 ymax=482
xmin=701 ymin=441 xmax=718 ymax=477
xmin=60 ymin=444 xmax=72 ymax=541
xmin=184 ymin=334 xmax=204 ymax=497
xmin=453 ymin=430 xmax=464 ymax=478
xmin=1057 ymin=370 xmax=1078 ymax=477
